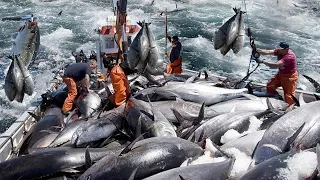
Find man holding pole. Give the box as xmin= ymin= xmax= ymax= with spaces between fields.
xmin=165 ymin=34 xmax=182 ymax=74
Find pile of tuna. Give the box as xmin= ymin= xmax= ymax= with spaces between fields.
xmin=1 ymin=71 xmax=320 ymax=180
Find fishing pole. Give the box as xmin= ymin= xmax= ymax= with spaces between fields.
xmin=164 ymin=8 xmax=168 ymax=59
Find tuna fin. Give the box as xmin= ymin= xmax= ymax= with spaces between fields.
xmin=298 ymin=93 xmax=307 ymax=106
xmin=314 ymin=94 xmax=320 ymax=101
xmin=291 ymin=93 xmax=300 ymax=107
xmin=171 ymin=108 xmax=184 ymax=126
xmin=85 ymin=147 xmax=92 ymax=169
xmin=229 ymin=105 xmax=236 ymax=113
xmin=251 ymin=140 xmax=261 ymax=158
xmin=285 ymin=104 xmax=294 ymax=113
xmin=266 ymin=98 xmax=283 ymax=115
xmin=140 ymin=109 xmax=154 ymax=121
xmin=210 ymin=141 xmax=232 ymax=159
xmin=179 ymin=175 xmax=186 ymax=180
xmin=198 ymin=129 xmax=206 ymax=143
xmin=99 ymin=136 xmax=115 ymax=148
xmin=128 ymin=164 xmax=141 ymax=180
xmin=245 ymin=83 xmax=254 ymax=95
xmin=204 ymin=70 xmax=209 ymax=80
xmin=120 ymin=132 xmax=146 ymax=156
xmin=193 ymin=102 xmax=205 ymax=126
xmin=180 ymin=157 xmax=192 ymax=167
xmin=284 ymin=122 xmax=305 ymax=152
xmin=28 ymin=112 xmax=41 ymax=121
xmin=303 ymin=74 xmax=320 ymax=93
xmin=175 ymin=97 xmax=185 ymax=103
xmin=185 ymin=75 xmax=197 ymax=83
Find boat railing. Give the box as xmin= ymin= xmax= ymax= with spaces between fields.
xmin=0 ymin=74 xmax=63 ymax=162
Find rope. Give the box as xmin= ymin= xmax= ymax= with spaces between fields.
xmin=243 ymin=0 xmax=249 ymax=22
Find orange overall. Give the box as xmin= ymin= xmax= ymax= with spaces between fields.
xmin=62 ymin=77 xmax=77 ymax=113
xmin=267 ymin=49 xmax=298 ymax=106
xmin=167 ymin=57 xmax=183 ymax=74
xmin=109 ymin=65 xmax=131 ymax=106
xmin=266 ymin=72 xmax=298 ymax=106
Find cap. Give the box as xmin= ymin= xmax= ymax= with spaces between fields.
xmin=277 ymin=42 xmax=289 ymax=49
xmin=172 ymin=35 xmax=179 ymax=41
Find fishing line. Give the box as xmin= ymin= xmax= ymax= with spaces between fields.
xmin=243 ymin=0 xmax=249 ymax=23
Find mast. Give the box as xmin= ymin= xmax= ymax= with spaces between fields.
xmin=114 ymin=0 xmax=128 ymax=63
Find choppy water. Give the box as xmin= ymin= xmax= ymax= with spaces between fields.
xmin=0 ymin=0 xmax=320 ymax=132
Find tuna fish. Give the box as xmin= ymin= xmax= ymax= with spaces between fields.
xmin=127 ymin=21 xmax=150 ymax=70
xmin=143 ymin=158 xmax=234 ymax=180
xmin=78 ymin=142 xmax=189 ymax=180
xmin=76 ymin=91 xmax=102 ymax=118
xmin=252 ymin=101 xmax=320 ymax=165
xmin=232 ymin=11 xmax=245 ymax=54
xmin=0 ymin=147 xmax=113 ymax=180
xmin=214 ymin=10 xmax=240 ymax=50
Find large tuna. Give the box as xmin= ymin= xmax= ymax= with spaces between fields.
xmin=127 ymin=21 xmax=150 ymax=70
xmin=0 ymin=147 xmax=114 ymax=180
xmin=252 ymin=101 xmax=320 ymax=165
xmin=143 ymin=158 xmax=234 ymax=180
xmin=232 ymin=11 xmax=245 ymax=54
xmin=76 ymin=91 xmax=102 ymax=118
xmin=214 ymin=9 xmax=240 ymax=50
xmin=78 ymin=142 xmax=189 ymax=180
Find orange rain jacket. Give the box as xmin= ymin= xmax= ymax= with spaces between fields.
xmin=109 ymin=65 xmax=130 ymax=106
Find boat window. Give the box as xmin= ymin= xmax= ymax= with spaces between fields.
xmin=105 ymin=37 xmax=114 ymax=48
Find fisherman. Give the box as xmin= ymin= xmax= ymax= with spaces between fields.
xmin=72 ymin=50 xmax=88 ymax=63
xmin=165 ymin=34 xmax=182 ymax=74
xmin=101 ymin=52 xmax=137 ymax=76
xmin=255 ymin=42 xmax=298 ymax=105
xmin=102 ymin=55 xmax=131 ymax=110
xmin=89 ymin=58 xmax=107 ymax=89
xmin=61 ymin=61 xmax=96 ymax=115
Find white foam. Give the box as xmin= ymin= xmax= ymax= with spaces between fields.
xmin=277 ymin=151 xmax=317 ymax=180
xmin=190 ymin=151 xmax=227 ymax=165
xmin=225 ymin=148 xmax=252 ymax=179
xmin=220 ymin=129 xmax=241 ymax=144
xmin=41 ymin=27 xmax=73 ymax=53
